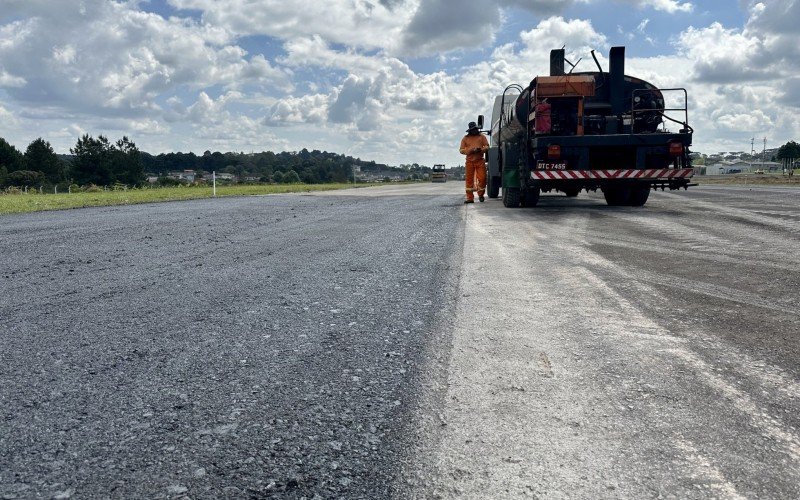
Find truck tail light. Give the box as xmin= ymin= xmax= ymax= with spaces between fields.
xmin=669 ymin=141 xmax=684 ymax=156
xmin=548 ymin=145 xmax=561 ymax=159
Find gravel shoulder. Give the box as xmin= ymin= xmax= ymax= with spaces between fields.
xmin=0 ymin=183 xmax=464 ymax=499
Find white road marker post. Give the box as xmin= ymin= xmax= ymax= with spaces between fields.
xmin=212 ymin=171 xmax=217 ymax=198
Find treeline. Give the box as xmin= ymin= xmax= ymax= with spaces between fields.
xmin=1 ymin=137 xmax=67 ymax=188
xmin=0 ymin=134 xmax=402 ymax=188
xmin=775 ymin=141 xmax=800 ymax=168
xmin=0 ymin=135 xmax=142 ymax=188
xmin=138 ymin=148 xmax=396 ymax=184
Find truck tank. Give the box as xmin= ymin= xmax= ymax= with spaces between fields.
xmin=484 ymin=46 xmax=694 ymax=208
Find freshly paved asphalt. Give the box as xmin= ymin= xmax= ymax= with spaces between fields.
xmin=413 ymin=184 xmax=800 ymax=499
xmin=2 ymin=183 xmax=799 ymax=499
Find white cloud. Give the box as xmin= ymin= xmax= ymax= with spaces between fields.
xmin=194 ymin=115 xmax=292 ymax=152
xmin=0 ymin=104 xmax=16 ymax=126
xmin=400 ymin=1 xmax=500 ymax=56
xmin=0 ymin=70 xmax=26 ymax=88
xmin=132 ymin=119 xmax=167 ymax=135
xmin=618 ymin=0 xmax=693 ymax=12
xmin=267 ymin=94 xmax=330 ymax=125
xmin=502 ymin=0 xmax=582 ymax=15
xmin=715 ymin=111 xmax=773 ymax=133
xmin=0 ymin=1 xmax=290 ymax=117
xmin=168 ymin=0 xmax=591 ymax=58
xmin=778 ymin=77 xmax=800 ymax=108
xmin=278 ymin=36 xmax=385 ymax=73
xmin=676 ymin=23 xmax=765 ymax=83
xmin=168 ymin=0 xmax=412 ymax=52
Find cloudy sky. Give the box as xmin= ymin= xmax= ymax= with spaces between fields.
xmin=1 ymin=0 xmax=798 ymax=166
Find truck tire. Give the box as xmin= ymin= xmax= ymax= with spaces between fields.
xmin=487 ymin=176 xmax=501 ymax=198
xmin=603 ymin=187 xmax=630 ymax=206
xmin=563 ymin=187 xmax=580 ymax=197
xmin=628 ymin=186 xmax=651 ymax=206
xmin=502 ymin=187 xmax=520 ymax=208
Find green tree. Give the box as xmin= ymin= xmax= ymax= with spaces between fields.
xmin=24 ymin=138 xmax=64 ymax=183
xmin=775 ymin=141 xmax=800 ymax=160
xmin=300 ymin=169 xmax=319 ymax=184
xmin=776 ymin=141 xmax=800 ymax=171
xmin=113 ymin=136 xmax=144 ymax=185
xmin=71 ymin=134 xmax=114 ymax=185
xmin=70 ymin=135 xmax=144 ymax=186
xmin=282 ymin=169 xmax=300 ymax=183
xmin=0 ymin=137 xmax=23 ymax=172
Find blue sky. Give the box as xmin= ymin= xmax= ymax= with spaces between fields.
xmin=1 ymin=1 xmax=798 ymax=167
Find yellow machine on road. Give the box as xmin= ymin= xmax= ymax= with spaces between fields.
xmin=431 ymin=164 xmax=447 ymax=183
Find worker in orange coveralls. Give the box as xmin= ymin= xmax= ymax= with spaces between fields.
xmin=459 ymin=121 xmax=489 ymax=203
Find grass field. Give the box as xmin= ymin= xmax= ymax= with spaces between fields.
xmin=697 ymin=172 xmax=800 ymax=187
xmin=0 ymin=183 xmax=360 ymax=215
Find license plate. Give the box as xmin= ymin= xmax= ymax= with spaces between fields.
xmin=536 ymin=161 xmax=567 ymax=170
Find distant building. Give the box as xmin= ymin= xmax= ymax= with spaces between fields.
xmin=705 ymin=160 xmax=749 ymax=174
xmin=703 ymin=159 xmax=782 ymax=174
xmin=167 ymin=170 xmax=197 ymax=182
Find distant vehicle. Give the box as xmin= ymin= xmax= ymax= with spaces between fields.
xmin=753 ymin=169 xmax=765 ymax=174
xmin=431 ymin=164 xmax=447 ymax=183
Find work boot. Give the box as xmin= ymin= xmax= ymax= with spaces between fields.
xmin=464 ymin=199 xmax=474 ymax=204
xmin=479 ymin=195 xmax=485 ymax=202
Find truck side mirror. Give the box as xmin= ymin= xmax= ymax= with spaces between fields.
xmin=477 ymin=115 xmax=484 ymax=129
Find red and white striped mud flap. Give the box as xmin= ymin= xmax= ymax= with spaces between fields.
xmin=530 ymin=168 xmax=695 ymax=180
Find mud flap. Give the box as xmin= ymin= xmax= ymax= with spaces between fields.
xmin=502 ymin=167 xmax=521 ymax=190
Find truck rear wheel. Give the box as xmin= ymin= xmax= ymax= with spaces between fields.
xmin=487 ymin=176 xmax=501 ymax=198
xmin=502 ymin=187 xmax=520 ymax=208
xmin=603 ymin=187 xmax=630 ymax=206
xmin=628 ymin=186 xmax=651 ymax=206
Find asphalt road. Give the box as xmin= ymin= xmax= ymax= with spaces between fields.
xmin=412 ymin=184 xmax=800 ymax=499
xmin=2 ymin=183 xmax=799 ymax=499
